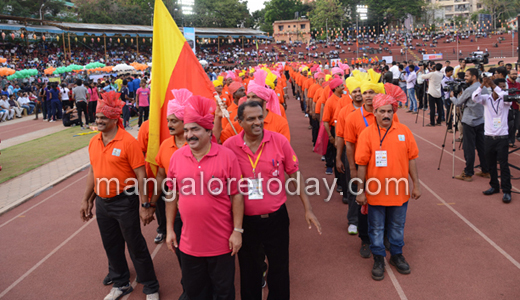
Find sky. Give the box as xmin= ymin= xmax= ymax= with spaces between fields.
xmin=247 ymin=0 xmax=265 ymax=13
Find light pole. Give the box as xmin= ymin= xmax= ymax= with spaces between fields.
xmin=39 ymin=3 xmax=45 ymax=25
xmin=356 ymin=5 xmax=368 ymax=60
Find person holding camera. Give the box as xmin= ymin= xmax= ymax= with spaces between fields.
xmin=451 ymin=68 xmax=489 ymax=182
xmin=471 ymin=77 xmax=512 ymax=203
xmin=421 ymin=63 xmax=444 ymax=126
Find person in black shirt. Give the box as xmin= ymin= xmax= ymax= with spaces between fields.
xmin=62 ymin=104 xmax=81 ymax=127
xmin=120 ymin=80 xmax=131 ymax=129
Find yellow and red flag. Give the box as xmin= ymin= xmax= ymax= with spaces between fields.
xmin=147 ymin=0 xmax=214 ymax=172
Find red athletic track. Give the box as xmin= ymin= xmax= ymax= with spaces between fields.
xmin=1 ymin=89 xmax=520 ymax=300
xmin=0 ymin=118 xmax=63 ymax=141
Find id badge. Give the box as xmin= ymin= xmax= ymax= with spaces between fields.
xmin=375 ymin=150 xmax=387 ymax=167
xmin=493 ymin=117 xmax=502 ymax=129
xmin=247 ymin=178 xmax=263 ymax=200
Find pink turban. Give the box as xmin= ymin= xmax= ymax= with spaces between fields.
xmin=228 ymin=81 xmax=243 ymax=97
xmin=184 ymin=95 xmax=216 ymax=130
xmin=331 ymin=67 xmax=344 ymax=76
xmin=272 ymin=71 xmax=281 ymax=78
xmin=97 ymin=91 xmax=125 ymax=128
xmin=314 ymin=72 xmax=325 ymax=79
xmin=226 ymin=71 xmax=236 ymax=80
xmin=329 ymin=78 xmax=343 ymax=91
xmin=238 ymin=96 xmax=247 ymax=106
xmin=167 ymin=88 xmax=192 ymax=120
xmin=338 ymin=62 xmax=350 ymax=71
xmin=247 ymin=69 xmax=281 ymax=116
xmin=373 ymin=83 xmax=407 ymax=113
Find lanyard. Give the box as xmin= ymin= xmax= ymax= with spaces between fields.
xmin=377 ymin=124 xmax=391 ymax=149
xmin=360 ymin=107 xmax=369 ymax=127
xmin=247 ymin=143 xmax=265 ymax=176
xmin=489 ymin=97 xmax=501 ymax=116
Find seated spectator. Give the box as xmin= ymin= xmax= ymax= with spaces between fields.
xmin=0 ymin=95 xmax=14 ymax=121
xmin=8 ymin=95 xmax=23 ymax=118
xmin=62 ymin=105 xmax=81 ymax=127
xmin=17 ymin=92 xmax=35 ymax=115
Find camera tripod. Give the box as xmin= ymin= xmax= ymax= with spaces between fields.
xmin=437 ymin=102 xmax=463 ymax=178
xmin=415 ymin=82 xmax=427 ymax=126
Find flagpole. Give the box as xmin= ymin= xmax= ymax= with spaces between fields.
xmin=214 ymin=93 xmax=238 ymax=134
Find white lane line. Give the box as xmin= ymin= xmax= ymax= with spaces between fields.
xmin=413 ymin=132 xmax=520 ymax=193
xmin=0 ymin=218 xmax=96 ymax=299
xmin=0 ymin=175 xmax=88 ymax=229
xmin=122 ymin=243 xmax=163 ymax=300
xmin=420 ymin=179 xmax=520 ymax=270
xmin=384 ymin=258 xmax=408 ymax=300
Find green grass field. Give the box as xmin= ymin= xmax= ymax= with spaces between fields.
xmin=0 ymin=118 xmax=138 ymax=184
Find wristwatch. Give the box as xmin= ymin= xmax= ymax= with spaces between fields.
xmin=234 ymin=228 xmax=244 ymax=234
xmin=141 ymin=202 xmax=156 ymax=208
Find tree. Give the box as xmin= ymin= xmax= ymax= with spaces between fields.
xmin=252 ymin=8 xmax=272 ymax=33
xmin=309 ymin=0 xmax=342 ymax=39
xmin=365 ymin=0 xmax=425 ymax=25
xmin=264 ymin=0 xmax=307 ymax=25
xmin=184 ymin=0 xmax=254 ymax=28
xmin=75 ymin=0 xmax=154 ymax=25
xmin=0 ymin=0 xmax=69 ymax=20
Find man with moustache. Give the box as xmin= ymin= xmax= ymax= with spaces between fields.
xmin=344 ymin=81 xmax=399 ymax=258
xmin=221 ymin=81 xmax=246 ymax=130
xmin=356 ymin=84 xmax=420 ymax=281
xmin=79 ymin=91 xmax=160 ymax=300
xmin=165 ymin=95 xmax=244 ymax=300
xmin=223 ymin=96 xmax=321 ymax=300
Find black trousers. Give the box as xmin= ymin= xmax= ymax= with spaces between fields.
xmin=462 ymin=123 xmax=488 ymax=176
xmin=139 ymin=106 xmax=149 ymax=126
xmin=429 ymin=95 xmax=443 ymax=125
xmin=95 ymin=194 xmax=159 ymax=294
xmin=416 ymin=84 xmax=425 ymax=109
xmin=88 ymin=101 xmax=97 ymax=124
xmin=325 ymin=127 xmax=338 ymax=178
xmin=180 ymin=251 xmax=235 ymax=300
xmin=311 ymin=117 xmax=319 ymax=146
xmin=291 ymin=81 xmax=295 ymax=96
xmin=485 ymin=136 xmax=511 ymax=193
xmin=507 ymin=109 xmax=518 ymax=144
xmin=239 ymin=204 xmax=290 ymax=300
xmin=357 ymin=199 xmax=370 ymax=244
xmin=76 ymin=101 xmax=88 ymax=127
xmin=446 ymin=99 xmax=454 ymax=130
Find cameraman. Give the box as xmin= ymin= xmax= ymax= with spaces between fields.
xmin=421 ymin=63 xmax=444 ymax=126
xmin=442 ymin=66 xmax=455 ymax=131
xmin=416 ymin=62 xmax=427 ymax=110
xmin=451 ymin=68 xmax=489 ymax=182
xmin=471 ymin=77 xmax=512 ymax=203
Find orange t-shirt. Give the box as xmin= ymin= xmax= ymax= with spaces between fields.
xmin=333 ymin=94 xmax=353 ymax=126
xmin=355 ymin=122 xmax=419 ymax=206
xmin=222 ymin=101 xmax=238 ymax=130
xmin=275 ymin=85 xmax=285 ymax=104
xmin=221 ymin=86 xmax=232 ymax=107
xmin=336 ymin=103 xmax=358 ymax=139
xmin=307 ymin=83 xmax=319 ymax=100
xmin=315 ymin=86 xmax=331 ymax=114
xmin=89 ymin=128 xmax=145 ymax=198
xmin=322 ymin=93 xmax=341 ymax=124
xmin=344 ymin=105 xmax=400 ymax=145
xmin=313 ymin=86 xmax=324 ymax=103
xmin=155 ymin=135 xmax=186 ymax=171
xmin=303 ymin=78 xmax=314 ymax=92
xmin=220 ymin=111 xmax=291 ymax=143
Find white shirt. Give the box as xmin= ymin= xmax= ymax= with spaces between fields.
xmin=420 ymin=70 xmax=443 ymax=98
xmin=17 ymin=96 xmax=30 ymax=105
xmin=472 ymin=86 xmax=510 ymax=136
xmin=61 ymin=87 xmax=70 ymax=100
xmin=406 ymin=71 xmax=416 ymax=89
xmin=0 ymin=99 xmax=10 ymax=109
xmin=389 ymin=65 xmax=400 ymax=79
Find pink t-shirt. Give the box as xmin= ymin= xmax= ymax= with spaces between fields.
xmin=136 ymin=87 xmax=150 ymax=107
xmin=88 ymin=87 xmax=99 ymax=102
xmin=167 ymin=142 xmax=242 ymax=257
xmin=223 ymin=130 xmax=299 ymax=216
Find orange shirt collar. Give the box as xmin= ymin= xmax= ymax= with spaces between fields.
xmin=96 ymin=127 xmax=124 ymax=144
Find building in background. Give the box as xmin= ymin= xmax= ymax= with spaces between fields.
xmin=273 ymin=19 xmax=311 ymax=44
xmin=429 ymin=0 xmax=484 ymax=20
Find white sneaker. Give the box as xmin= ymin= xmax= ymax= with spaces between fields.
xmin=304 ymin=114 xmax=309 ymax=118
xmin=146 ymin=292 xmax=160 ymax=300
xmin=49 ymin=119 xmax=55 ymax=123
xmin=348 ymin=224 xmax=358 ymax=235
xmin=104 ymin=284 xmax=133 ymax=300
xmin=321 ymin=156 xmax=325 ymax=161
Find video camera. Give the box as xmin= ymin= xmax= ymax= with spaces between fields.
xmin=443 ymin=79 xmax=468 ymax=95
xmin=504 ymin=88 xmax=520 ymax=102
xmin=464 ymin=51 xmax=489 ymax=65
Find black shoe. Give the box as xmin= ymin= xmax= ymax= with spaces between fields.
xmin=371 ymin=255 xmax=385 ymax=281
xmin=336 ymin=185 xmax=343 ymax=193
xmin=389 ymin=254 xmax=411 ymax=274
xmin=503 ymin=193 xmax=512 ymax=203
xmin=342 ymin=197 xmax=349 ymax=204
xmin=360 ymin=242 xmax=372 ymax=258
xmin=384 ymin=235 xmax=391 ymax=251
xmin=483 ymin=187 xmax=500 ymax=195
xmin=103 ymin=274 xmax=113 ymax=285
xmin=154 ymin=233 xmax=165 ymax=244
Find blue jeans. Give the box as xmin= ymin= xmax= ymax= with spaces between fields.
xmin=400 ymin=86 xmax=407 ymax=106
xmin=407 ymin=88 xmax=417 ymax=112
xmin=50 ymin=100 xmax=62 ymax=120
xmin=368 ymin=201 xmax=408 ymax=257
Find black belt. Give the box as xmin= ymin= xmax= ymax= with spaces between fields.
xmin=245 ymin=204 xmax=286 ymax=219
xmin=98 ymin=187 xmax=136 ymax=202
xmin=485 ymin=135 xmax=508 ymax=140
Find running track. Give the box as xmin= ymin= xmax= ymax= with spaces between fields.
xmin=1 ymin=90 xmax=520 ymax=299
xmin=0 ymin=118 xmax=63 ymax=141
